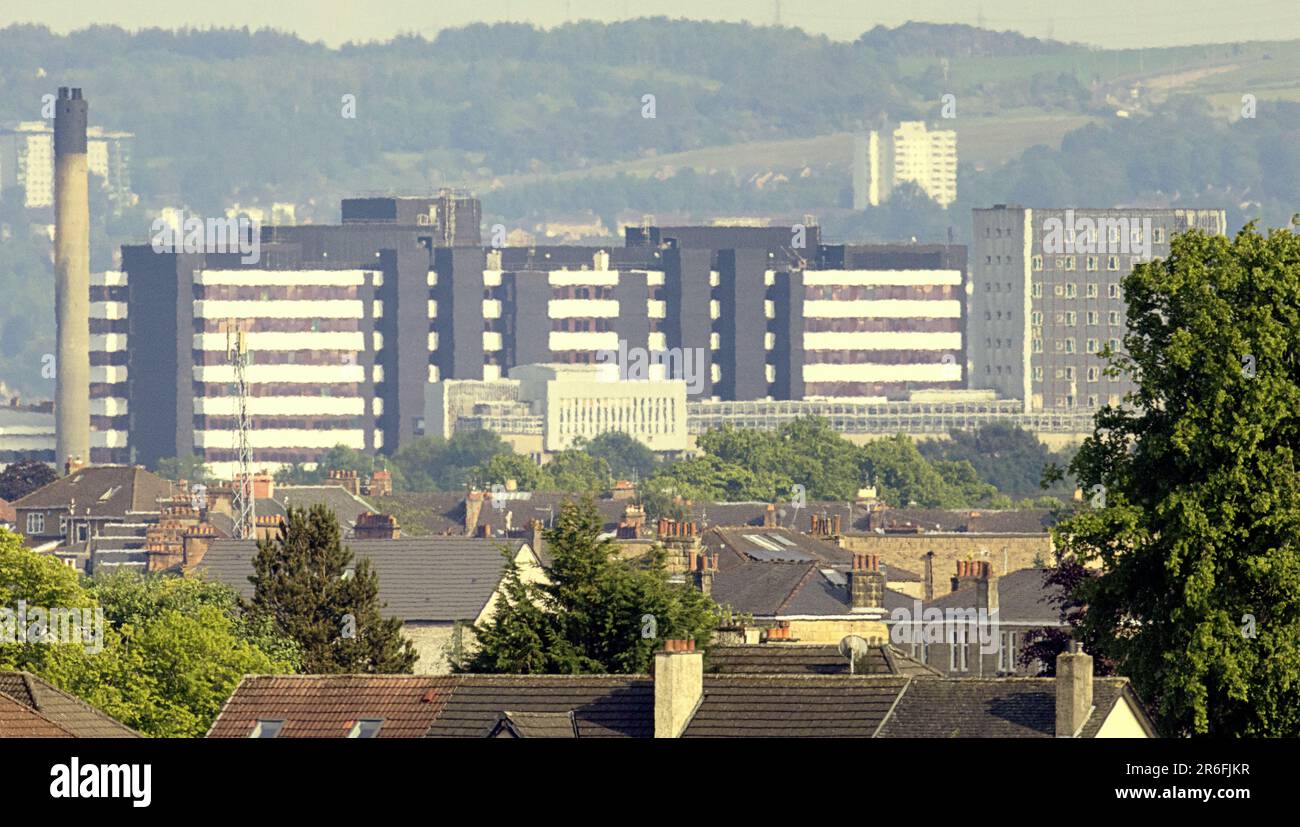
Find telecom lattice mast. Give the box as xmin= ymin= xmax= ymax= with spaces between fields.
xmin=225 ymin=319 xmax=255 ymax=539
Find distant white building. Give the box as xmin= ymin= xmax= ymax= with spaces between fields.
xmin=0 ymin=121 xmax=134 ymax=209
xmin=424 ymin=363 xmax=689 ymax=456
xmin=852 ymin=121 xmax=957 ymax=209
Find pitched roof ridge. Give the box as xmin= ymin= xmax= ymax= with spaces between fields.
xmin=872 ymin=676 xmax=913 ymax=738
xmin=0 ymin=692 xmax=77 ymax=737
xmin=775 ymin=562 xmax=821 ymax=614
xmin=15 ymin=671 xmax=138 ymax=736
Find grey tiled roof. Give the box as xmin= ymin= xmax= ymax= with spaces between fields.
xmin=491 ymin=711 xmax=579 ymax=738
xmin=12 ymin=466 xmax=173 ymax=518
xmin=682 ymin=675 xmax=911 ymax=737
xmin=706 ymin=644 xmax=941 ymax=677
xmin=874 ymin=677 xmax=1149 ymax=738
xmin=197 ymin=536 xmax=530 ymax=622
xmin=923 ymin=568 xmax=1061 ymax=624
xmin=426 ymin=676 xmax=652 ymax=738
xmin=270 ymin=486 xmax=376 ymax=531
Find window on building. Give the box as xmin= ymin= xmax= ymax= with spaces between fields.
xmin=1088 ymin=394 xmax=1099 ymax=408
xmin=1064 ymin=256 xmax=1076 ymax=270
xmin=347 ymin=719 xmax=385 ymax=739
xmin=1086 ymin=338 xmax=1099 ymax=353
xmin=1154 ymin=228 xmax=1165 ymax=243
xmin=998 ymin=631 xmax=1019 ymax=673
xmin=1033 ymin=366 xmax=1043 ymax=382
xmin=58 ymin=515 xmax=68 ymax=536
xmin=1086 ymin=256 xmax=1098 ymax=272
xmin=250 ymin=720 xmax=284 ymax=738
xmin=1032 ymin=282 xmax=1042 ymax=298
xmin=1064 ymin=339 xmax=1075 ymax=354
xmin=1109 ymin=338 xmax=1121 ymax=352
xmin=1087 ymin=311 xmax=1099 ymax=325
xmin=1107 ymin=255 xmax=1120 ymax=271
xmin=1065 ymin=283 xmax=1077 ymax=299
xmin=1109 ymin=311 xmax=1121 ymax=325
xmin=1031 ymin=311 xmax=1042 ymax=326
xmin=1065 ymin=311 xmax=1076 ymax=326
xmin=1088 ymin=366 xmax=1100 ymax=382
xmin=1108 ymin=284 xmax=1122 ymax=299
xmin=1086 ymin=283 xmax=1098 ymax=298
xmin=1032 ymin=338 xmax=1043 ymax=354
xmin=1032 ymin=256 xmax=1043 ymax=271
xmin=26 ymin=513 xmax=45 ymax=535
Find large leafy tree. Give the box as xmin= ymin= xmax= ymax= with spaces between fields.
xmin=1056 ymin=223 xmax=1300 ymax=736
xmin=580 ymin=432 xmax=659 ymax=482
xmin=466 ymin=499 xmax=720 ymax=674
xmin=0 ymin=530 xmax=297 ymax=737
xmin=247 ymin=504 xmax=417 ymax=673
xmin=0 ymin=459 xmax=57 ymax=501
xmin=392 ymin=430 xmax=508 ymax=491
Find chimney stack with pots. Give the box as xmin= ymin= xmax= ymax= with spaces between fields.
xmin=654 ymin=639 xmax=703 ymax=738
xmin=849 ymin=553 xmax=885 ymax=613
xmin=1055 ymin=642 xmax=1095 ymax=737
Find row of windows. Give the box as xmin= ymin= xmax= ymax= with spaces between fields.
xmin=1031 ymin=337 xmax=1121 ymax=354
xmin=1030 ymin=282 xmax=1124 ymax=299
xmin=908 ymin=631 xmax=1022 ymax=673
xmin=1032 ymin=310 xmax=1123 ymax=326
xmin=1034 ymin=366 xmax=1107 ymax=382
xmin=1032 ymin=255 xmax=1143 ymax=272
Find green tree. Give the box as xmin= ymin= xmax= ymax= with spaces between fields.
xmin=0 ymin=459 xmax=57 ymax=501
xmin=392 ymin=430 xmax=509 ymax=491
xmin=466 ymin=499 xmax=719 ymax=674
xmin=0 ymin=530 xmax=297 ymax=737
xmin=920 ymin=423 xmax=1074 ymax=499
xmin=152 ymin=454 xmax=210 ymax=484
xmin=474 ymin=452 xmax=544 ymax=490
xmin=537 ymin=449 xmax=611 ymax=493
xmin=1055 ymin=224 xmax=1300 ymax=736
xmin=581 ymin=432 xmax=659 ymax=481
xmin=247 ymin=504 xmax=417 ymax=673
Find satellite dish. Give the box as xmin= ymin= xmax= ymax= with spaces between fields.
xmin=838 ymin=635 xmax=872 ymax=675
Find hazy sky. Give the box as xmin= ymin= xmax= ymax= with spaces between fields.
xmin=7 ymin=0 xmax=1300 ymax=49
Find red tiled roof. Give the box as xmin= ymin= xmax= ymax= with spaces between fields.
xmin=206 ymin=675 xmax=458 ymax=738
xmin=0 ymin=693 xmax=74 ymax=738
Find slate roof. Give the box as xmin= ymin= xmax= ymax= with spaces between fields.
xmin=922 ymin=568 xmax=1061 ymax=624
xmin=681 ymin=676 xmax=911 ymax=737
xmin=705 ymin=526 xmax=854 ymax=569
xmin=874 ymin=677 xmax=1152 ymax=738
xmin=12 ymin=466 xmax=173 ymax=518
xmin=207 ymin=675 xmax=457 ymax=738
xmin=425 ymin=675 xmax=653 ymax=738
xmin=379 ymin=491 xmax=468 ymax=536
xmin=0 ymin=672 xmax=138 ymax=737
xmin=707 ymin=644 xmax=941 ymax=677
xmin=491 ymin=711 xmax=579 ymax=738
xmin=0 ymin=693 xmax=74 ymax=738
xmin=268 ymin=486 xmax=377 ymax=533
xmin=863 ymin=507 xmax=1054 ymax=535
xmin=197 ymin=536 xmax=532 ymax=623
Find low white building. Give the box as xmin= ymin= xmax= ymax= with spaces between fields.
xmin=424 ymin=363 xmax=688 ymax=455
